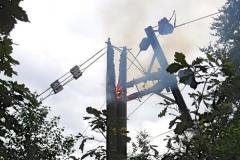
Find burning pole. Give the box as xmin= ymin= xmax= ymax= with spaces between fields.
xmin=116 ymin=47 xmax=127 ymax=159
xmin=106 ymin=38 xmax=118 ymax=159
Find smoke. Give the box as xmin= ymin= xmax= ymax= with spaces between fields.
xmin=98 ymin=0 xmax=223 ymax=90
xmin=99 ymin=0 xmax=160 ymax=47
xmin=159 ymin=29 xmax=195 ymax=63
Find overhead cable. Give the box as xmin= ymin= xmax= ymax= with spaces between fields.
xmin=112 ymin=45 xmax=145 ymax=74
xmin=127 ymin=93 xmax=154 ymax=118
xmin=150 ymin=129 xmax=174 ymax=140
xmin=153 ymin=11 xmax=222 ymax=29
xmin=38 ymin=47 xmax=107 ymax=101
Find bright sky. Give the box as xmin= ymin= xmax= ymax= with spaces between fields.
xmin=11 ymin=0 xmax=226 ymax=158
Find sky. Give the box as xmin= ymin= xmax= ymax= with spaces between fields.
xmin=11 ymin=0 xmax=226 ymax=158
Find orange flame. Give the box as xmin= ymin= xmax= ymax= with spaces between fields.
xmin=115 ymin=85 xmax=123 ymax=97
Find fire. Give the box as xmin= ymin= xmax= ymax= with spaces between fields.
xmin=115 ymin=85 xmax=123 ymax=97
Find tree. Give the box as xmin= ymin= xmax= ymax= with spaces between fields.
xmin=160 ymin=0 xmax=240 ymax=159
xmin=0 ymin=1 xmax=76 ymax=159
xmin=77 ymin=107 xmax=107 ymax=160
xmin=78 ymin=107 xmax=159 ymax=160
xmin=128 ymin=130 xmax=160 ymax=160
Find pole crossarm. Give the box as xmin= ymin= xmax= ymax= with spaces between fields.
xmin=126 ymin=69 xmax=174 ymax=88
xmin=127 ymin=82 xmax=165 ymax=101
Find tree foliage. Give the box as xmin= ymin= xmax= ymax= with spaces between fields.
xmin=79 ymin=107 xmax=159 ymax=160
xmin=128 ymin=130 xmax=160 ymax=160
xmin=77 ymin=107 xmax=107 ymax=160
xmin=0 ymin=1 xmax=76 ymax=159
xmin=161 ymin=0 xmax=240 ymax=159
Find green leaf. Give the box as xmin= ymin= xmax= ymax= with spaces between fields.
xmin=169 ymin=117 xmax=178 ymax=129
xmin=79 ymin=138 xmax=87 ymax=152
xmin=174 ymin=52 xmax=189 ymax=67
xmin=167 ymin=63 xmax=183 ymax=73
xmin=174 ymin=122 xmax=188 ymax=134
xmin=195 ymin=65 xmax=208 ymax=73
xmin=158 ymin=107 xmax=167 ymax=118
xmin=178 ymin=69 xmax=198 ymax=89
xmin=207 ymin=53 xmax=215 ymax=62
xmin=83 ymin=117 xmax=91 ymax=120
xmin=86 ymin=107 xmax=102 ymax=117
xmin=192 ymin=57 xmax=204 ymax=65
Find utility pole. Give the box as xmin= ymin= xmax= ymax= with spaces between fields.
xmin=144 ymin=26 xmax=192 ymax=122
xmin=106 ymin=38 xmax=118 ymax=160
xmin=116 ymin=47 xmax=127 ymax=160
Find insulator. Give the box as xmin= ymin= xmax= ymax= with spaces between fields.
xmin=139 ymin=37 xmax=150 ymax=51
xmin=50 ymin=80 xmax=63 ymax=94
xmin=70 ymin=65 xmax=82 ymax=79
xmin=158 ymin=17 xmax=174 ymax=35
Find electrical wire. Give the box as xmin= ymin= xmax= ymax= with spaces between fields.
xmin=60 ymin=51 xmax=107 ymax=89
xmin=37 ymin=87 xmax=51 ymax=97
xmin=112 ymin=45 xmax=145 ymax=74
xmin=175 ymin=11 xmax=221 ymax=28
xmin=62 ymin=77 xmax=74 ymax=87
xmin=60 ymin=74 xmax=73 ymax=84
xmin=127 ymin=57 xmax=145 ymax=74
xmin=39 ymin=11 xmax=222 ymax=100
xmin=38 ymin=47 xmax=107 ymax=101
xmin=127 ymin=93 xmax=154 ymax=118
xmin=40 ymin=91 xmax=54 ymax=102
xmin=79 ymin=47 xmax=106 ymax=67
xmin=150 ymin=129 xmax=174 ymax=140
xmin=81 ymin=51 xmax=106 ymax=72
xmin=127 ymin=50 xmax=145 ymax=72
xmin=153 ymin=11 xmax=221 ymax=29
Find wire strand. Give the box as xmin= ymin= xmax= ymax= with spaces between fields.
xmin=40 ymin=91 xmax=54 ymax=102
xmin=127 ymin=56 xmax=145 ymax=74
xmin=62 ymin=77 xmax=74 ymax=87
xmin=79 ymin=47 xmax=106 ymax=67
xmin=127 ymin=93 xmax=154 ymax=118
xmin=112 ymin=46 xmax=145 ymax=74
xmin=37 ymin=87 xmax=51 ymax=97
xmin=60 ymin=74 xmax=73 ymax=84
xmin=175 ymin=11 xmax=221 ymax=28
xmin=128 ymin=50 xmax=145 ymax=72
xmin=150 ymin=129 xmax=174 ymax=140
xmin=38 ymin=47 xmax=106 ymax=98
xmin=153 ymin=11 xmax=221 ymax=28
xmin=82 ymin=52 xmax=106 ymax=72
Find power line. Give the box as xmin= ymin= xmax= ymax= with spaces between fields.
xmin=153 ymin=11 xmax=221 ymax=29
xmin=38 ymin=47 xmax=107 ymax=101
xmin=60 ymin=51 xmax=107 ymax=91
xmin=127 ymin=50 xmax=145 ymax=72
xmin=127 ymin=50 xmax=141 ymax=70
xmin=175 ymin=11 xmax=221 ymax=28
xmin=150 ymin=129 xmax=174 ymax=140
xmin=127 ymin=93 xmax=154 ymax=118
xmin=126 ymin=11 xmax=222 ymax=75
xmin=126 ymin=56 xmax=145 ymax=74
xmin=62 ymin=77 xmax=74 ymax=87
xmin=112 ymin=45 xmax=145 ymax=74
xmin=81 ymin=51 xmax=107 ymax=72
xmin=40 ymin=91 xmax=54 ymax=101
xmin=79 ymin=47 xmax=106 ymax=67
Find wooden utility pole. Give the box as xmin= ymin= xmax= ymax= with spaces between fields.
xmin=106 ymin=38 xmax=118 ymax=160
xmin=144 ymin=26 xmax=192 ymax=122
xmin=116 ymin=47 xmax=127 ymax=160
